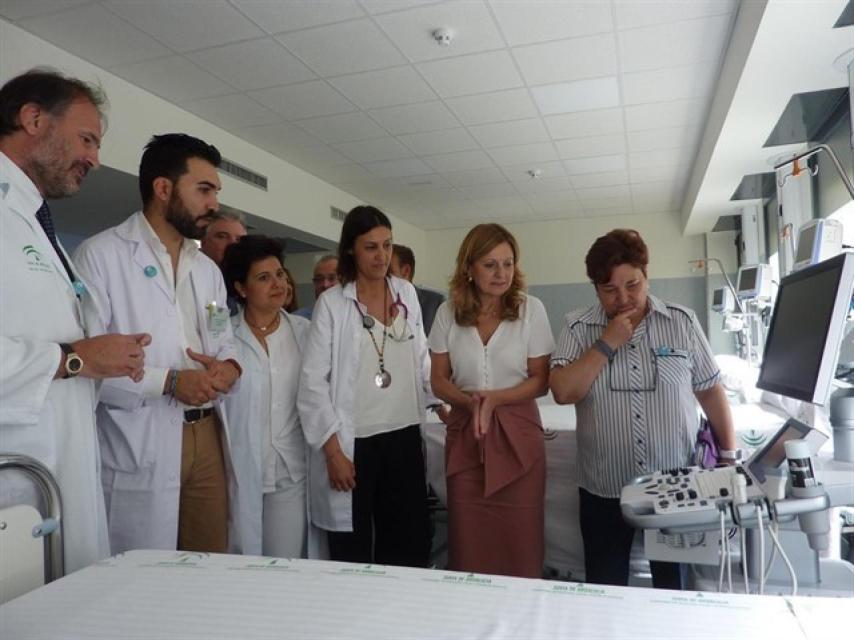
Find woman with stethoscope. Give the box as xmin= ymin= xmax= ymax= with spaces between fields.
xmin=298 ymin=205 xmax=434 ymax=567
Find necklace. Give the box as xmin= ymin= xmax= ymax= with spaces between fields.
xmin=354 ymin=282 xmax=391 ymax=389
xmin=245 ymin=312 xmax=280 ymax=334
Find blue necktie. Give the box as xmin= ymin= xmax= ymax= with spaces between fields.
xmin=35 ymin=200 xmax=76 ymax=283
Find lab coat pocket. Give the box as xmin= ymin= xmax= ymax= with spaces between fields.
xmin=99 ymin=405 xmax=157 ymax=473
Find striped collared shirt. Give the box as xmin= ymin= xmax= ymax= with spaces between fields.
xmin=551 ymin=294 xmax=720 ymax=498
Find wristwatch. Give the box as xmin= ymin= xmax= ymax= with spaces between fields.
xmin=59 ymin=343 xmax=84 ymax=379
xmin=718 ymin=448 xmax=744 ymax=462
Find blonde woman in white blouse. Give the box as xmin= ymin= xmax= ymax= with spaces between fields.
xmin=429 ymin=223 xmax=554 ymax=578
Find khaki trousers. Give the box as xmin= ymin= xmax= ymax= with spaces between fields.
xmin=178 ymin=413 xmax=228 ymax=552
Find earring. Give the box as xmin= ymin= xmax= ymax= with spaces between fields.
xmin=467 ymin=274 xmax=473 ymax=282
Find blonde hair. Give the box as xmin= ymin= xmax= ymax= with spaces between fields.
xmin=449 ymin=223 xmax=526 ymax=327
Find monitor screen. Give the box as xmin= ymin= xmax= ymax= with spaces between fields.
xmin=747 ymin=418 xmax=812 ymax=483
xmin=713 ymin=289 xmax=724 ymax=306
xmin=757 ymin=252 xmax=854 ymax=404
xmin=795 ymin=222 xmax=818 ymax=265
xmin=738 ymin=267 xmax=757 ymax=293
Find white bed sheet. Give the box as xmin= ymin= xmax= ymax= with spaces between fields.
xmin=0 ymin=550 xmax=845 ymax=640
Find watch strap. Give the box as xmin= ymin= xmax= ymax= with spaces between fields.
xmin=593 ymin=339 xmax=616 ymax=361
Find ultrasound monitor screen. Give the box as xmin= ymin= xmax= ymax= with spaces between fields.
xmin=795 ymin=223 xmax=817 ymax=264
xmin=757 ymin=255 xmax=847 ymax=402
xmin=713 ymin=289 xmax=723 ymax=306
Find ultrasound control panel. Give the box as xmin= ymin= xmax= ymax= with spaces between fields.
xmin=621 ymin=465 xmax=764 ymax=531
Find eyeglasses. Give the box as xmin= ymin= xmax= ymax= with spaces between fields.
xmin=312 ymin=274 xmax=339 ymax=284
xmin=608 ymin=348 xmax=659 ymax=393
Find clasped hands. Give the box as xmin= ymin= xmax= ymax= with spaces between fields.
xmin=172 ymin=348 xmax=240 ymax=406
xmin=467 ymin=390 xmax=498 ymax=441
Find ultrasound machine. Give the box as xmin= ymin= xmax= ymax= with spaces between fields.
xmin=621 ymin=252 xmax=854 ymax=596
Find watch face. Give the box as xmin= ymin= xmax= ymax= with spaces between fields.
xmin=66 ymin=354 xmax=83 ymax=375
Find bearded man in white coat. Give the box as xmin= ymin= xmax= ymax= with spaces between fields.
xmin=0 ymin=69 xmax=149 ymax=573
xmin=74 ymin=133 xmax=242 ymax=554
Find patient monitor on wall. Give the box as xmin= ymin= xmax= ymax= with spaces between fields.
xmin=793 ymin=218 xmax=843 ymax=272
xmin=736 ymin=264 xmax=772 ymax=300
xmin=711 ymin=287 xmax=735 ymax=313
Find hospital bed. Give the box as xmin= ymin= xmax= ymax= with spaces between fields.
xmin=0 ymin=549 xmax=846 ymax=640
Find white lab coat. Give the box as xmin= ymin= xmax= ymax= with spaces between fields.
xmin=297 ymin=276 xmax=436 ymax=531
xmin=0 ymin=152 xmax=109 ymax=573
xmin=73 ymin=212 xmax=239 ymax=553
xmin=223 ymin=309 xmax=310 ymax=555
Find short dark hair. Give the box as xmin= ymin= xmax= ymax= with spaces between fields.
xmin=138 ymin=133 xmax=221 ymax=207
xmin=392 ymin=244 xmax=415 ymax=279
xmin=221 ymin=235 xmax=285 ymax=302
xmin=337 ymin=205 xmax=392 ymax=285
xmin=585 ymin=229 xmax=649 ymax=285
xmin=0 ymin=68 xmax=107 ymax=138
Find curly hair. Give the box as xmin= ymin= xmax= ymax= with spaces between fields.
xmin=585 ymin=229 xmax=649 ymax=285
xmin=449 ymin=224 xmax=526 ymax=326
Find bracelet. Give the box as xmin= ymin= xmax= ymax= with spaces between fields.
xmin=593 ymin=339 xmax=616 ymax=361
xmin=719 ymin=448 xmax=743 ymax=461
xmin=224 ymin=358 xmax=242 ymax=377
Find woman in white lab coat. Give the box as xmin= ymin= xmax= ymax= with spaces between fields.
xmin=298 ymin=206 xmax=435 ymax=567
xmin=220 ymin=236 xmax=311 ymax=558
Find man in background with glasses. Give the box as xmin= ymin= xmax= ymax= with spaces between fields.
xmin=294 ymin=254 xmax=338 ymax=320
xmin=549 ymin=229 xmax=737 ymax=590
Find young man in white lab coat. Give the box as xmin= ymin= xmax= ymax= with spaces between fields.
xmin=74 ymin=134 xmax=242 ymax=554
xmin=0 ymin=69 xmax=149 ymax=573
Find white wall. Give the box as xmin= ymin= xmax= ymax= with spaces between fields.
xmin=419 ymin=212 xmax=706 ymax=290
xmin=0 ymin=20 xmax=426 ymax=265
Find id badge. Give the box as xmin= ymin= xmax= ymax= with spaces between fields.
xmin=206 ymin=302 xmax=229 ymax=335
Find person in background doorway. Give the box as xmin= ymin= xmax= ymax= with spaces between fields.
xmin=200 ymin=207 xmax=247 ymax=266
xmin=549 ymin=228 xmax=737 ymax=589
xmin=390 ymin=243 xmax=445 ymax=337
xmin=294 ymin=254 xmax=338 ymax=320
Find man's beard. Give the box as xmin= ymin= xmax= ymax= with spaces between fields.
xmin=28 ymin=124 xmax=88 ymax=199
xmin=165 ymin=191 xmax=212 ymax=240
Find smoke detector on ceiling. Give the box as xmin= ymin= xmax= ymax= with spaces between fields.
xmin=527 ymin=169 xmax=542 ymax=179
xmin=432 ymin=28 xmax=454 ymax=46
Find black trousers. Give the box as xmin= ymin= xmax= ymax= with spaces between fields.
xmin=327 ymin=424 xmax=430 ymax=568
xmin=579 ymin=487 xmax=682 ymax=589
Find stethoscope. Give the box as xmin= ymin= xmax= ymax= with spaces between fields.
xmin=353 ymin=291 xmax=413 ymax=341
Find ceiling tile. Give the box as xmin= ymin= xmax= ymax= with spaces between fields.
xmin=230 ymin=0 xmax=365 ymax=34
xmin=181 ymin=93 xmax=281 ymax=129
xmin=277 ymin=19 xmax=405 ymax=76
xmin=275 ymin=144 xmax=351 ymax=171
xmin=445 ymin=88 xmax=539 ymax=126
xmin=489 ymin=0 xmax=613 ymax=46
xmin=368 ymin=101 xmax=460 ymax=134
xmin=375 ymin=1 xmax=504 ymax=62
xmin=614 ymin=0 xmax=736 ymax=31
xmin=622 ymin=62 xmax=717 ymax=105
xmin=0 ymin=0 xmax=90 ymax=21
xmin=332 ymin=137 xmax=414 ymax=163
xmin=545 ymin=108 xmax=624 ymax=139
xmin=624 ymin=98 xmax=705 ymax=131
xmin=248 ymin=81 xmax=355 ymax=120
xmin=576 ymin=184 xmax=632 ymax=201
xmin=530 ymin=77 xmax=621 ymax=116
xmin=442 ymin=167 xmax=508 ymax=187
xmin=487 ymin=142 xmax=558 ymax=167
xmin=361 ymin=0 xmax=443 ymax=15
xmin=583 ymin=205 xmax=634 ymax=216
xmin=329 ymin=66 xmax=436 ymax=110
xmin=112 ymin=56 xmax=234 ymax=103
xmin=569 ymin=170 xmax=630 ymax=189
xmin=365 ymin=157 xmax=434 ymax=178
xmin=18 ymin=4 xmax=170 ymax=68
xmin=417 ymin=50 xmax=523 ymax=98
xmin=318 ymin=162 xmax=378 ymax=185
xmin=630 ymin=164 xmax=688 ymax=184
xmin=469 ymin=119 xmax=550 ymax=148
xmin=513 ymin=33 xmax=618 ymax=86
xmin=398 ymin=129 xmax=479 ymax=155
xmin=513 ymin=176 xmax=574 ymax=195
xmin=456 ymin=182 xmax=519 ymax=200
xmin=581 ymin=195 xmax=632 ymax=210
xmin=501 ymin=161 xmax=566 ymax=182
xmin=522 ymin=189 xmax=579 ymax=208
xmin=628 ymin=148 xmax=692 ymax=170
xmin=618 ymin=13 xmax=732 ymax=74
xmin=236 ymin=122 xmax=324 ymax=151
xmin=104 ymin=0 xmax=264 ymax=52
xmin=627 ymin=124 xmax=701 ymax=153
xmin=468 ymin=195 xmax=531 ymax=216
xmin=187 ymin=38 xmax=315 ymax=91
xmin=424 ymin=150 xmax=496 ymax=173
xmin=563 ymin=154 xmax=626 ymax=175
xmin=295 ymin=111 xmax=389 ymax=144
xmin=556 ymin=134 xmax=627 ymax=160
